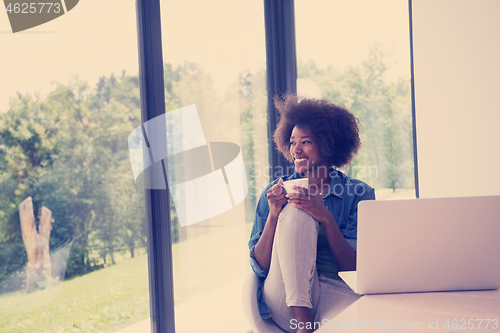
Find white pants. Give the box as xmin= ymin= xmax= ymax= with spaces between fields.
xmin=263 ymin=205 xmax=361 ymax=332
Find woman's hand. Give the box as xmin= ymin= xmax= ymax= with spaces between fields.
xmin=286 ymin=186 xmax=333 ymax=224
xmin=266 ymin=178 xmax=287 ymax=219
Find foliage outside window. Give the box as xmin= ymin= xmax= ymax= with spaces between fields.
xmin=298 ymin=46 xmax=414 ymax=198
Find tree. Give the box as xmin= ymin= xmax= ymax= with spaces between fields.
xmin=0 ymin=73 xmax=147 ymax=283
xmin=297 ymin=45 xmax=414 ymax=190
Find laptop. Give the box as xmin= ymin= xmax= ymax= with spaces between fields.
xmin=339 ymin=195 xmax=500 ymax=295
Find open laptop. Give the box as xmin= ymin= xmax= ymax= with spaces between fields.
xmin=339 ymin=195 xmax=500 ymax=295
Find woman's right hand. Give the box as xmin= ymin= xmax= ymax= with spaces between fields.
xmin=266 ymin=178 xmax=287 ymax=219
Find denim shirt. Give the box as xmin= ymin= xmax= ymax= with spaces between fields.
xmin=248 ymin=169 xmax=375 ymax=320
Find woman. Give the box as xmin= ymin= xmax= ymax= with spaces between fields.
xmin=248 ymin=95 xmax=375 ymax=333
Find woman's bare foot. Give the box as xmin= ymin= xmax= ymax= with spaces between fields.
xmin=291 ymin=306 xmax=315 ymax=333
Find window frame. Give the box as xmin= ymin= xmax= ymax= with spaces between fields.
xmin=264 ymin=0 xmax=297 ymax=181
xmin=136 ymin=0 xmax=176 ymax=332
xmin=408 ymin=0 xmax=420 ymax=198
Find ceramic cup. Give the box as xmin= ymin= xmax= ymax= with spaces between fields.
xmin=282 ymin=178 xmax=309 ymax=194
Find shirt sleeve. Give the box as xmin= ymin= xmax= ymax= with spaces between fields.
xmin=343 ymin=186 xmax=376 ymax=251
xmin=248 ymin=185 xmax=272 ymax=279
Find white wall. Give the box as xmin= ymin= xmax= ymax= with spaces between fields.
xmin=413 ymin=0 xmax=500 ymax=198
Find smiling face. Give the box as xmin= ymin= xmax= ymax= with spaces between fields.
xmin=289 ymin=126 xmax=329 ymax=174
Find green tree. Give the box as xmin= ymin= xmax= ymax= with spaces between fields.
xmin=298 ymin=45 xmax=414 ymax=190
xmin=0 ymin=73 xmax=146 ymax=283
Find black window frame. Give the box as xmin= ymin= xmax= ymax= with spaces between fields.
xmin=264 ymin=0 xmax=297 ymax=181
xmin=136 ymin=0 xmax=175 ymax=332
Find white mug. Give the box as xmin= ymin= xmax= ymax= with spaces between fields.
xmin=282 ymin=178 xmax=309 ymax=194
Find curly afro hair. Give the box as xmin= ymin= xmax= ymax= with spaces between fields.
xmin=273 ymin=94 xmax=361 ymax=168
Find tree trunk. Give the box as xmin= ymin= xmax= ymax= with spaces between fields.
xmin=129 ymin=242 xmax=135 ymax=258
xmin=19 ymin=197 xmax=54 ymax=293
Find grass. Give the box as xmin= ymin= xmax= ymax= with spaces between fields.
xmin=0 ymin=222 xmax=253 ymax=333
xmin=0 ymin=254 xmax=150 ymax=333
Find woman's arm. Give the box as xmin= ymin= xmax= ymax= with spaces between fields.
xmin=321 ymin=216 xmax=356 ymax=271
xmin=253 ymin=214 xmax=279 ymax=270
xmin=322 ymin=187 xmax=376 ymax=271
xmin=252 ymin=178 xmax=286 ymax=270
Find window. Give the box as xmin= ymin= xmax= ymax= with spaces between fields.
xmin=0 ymin=1 xmax=420 ymax=332
xmin=0 ymin=2 xmax=149 ymax=331
xmin=158 ymin=0 xmax=268 ymax=331
xmin=295 ymin=0 xmax=416 ymax=199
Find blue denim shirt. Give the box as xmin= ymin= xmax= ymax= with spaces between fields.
xmin=248 ymin=169 xmax=375 ymax=320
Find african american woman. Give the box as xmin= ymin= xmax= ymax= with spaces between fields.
xmin=248 ymin=95 xmax=375 ymax=333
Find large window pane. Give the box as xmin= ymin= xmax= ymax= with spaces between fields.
xmin=159 ymin=1 xmax=268 ymax=331
xmin=0 ymin=1 xmax=149 ymax=332
xmin=295 ymin=0 xmax=415 ymax=199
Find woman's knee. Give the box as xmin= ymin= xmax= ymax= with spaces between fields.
xmin=278 ymin=204 xmax=318 ymax=229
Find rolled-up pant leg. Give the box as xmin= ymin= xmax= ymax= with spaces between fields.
xmin=263 ymin=205 xmax=321 ymax=332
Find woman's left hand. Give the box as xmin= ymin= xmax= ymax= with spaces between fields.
xmin=286 ymin=186 xmax=333 ymax=224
